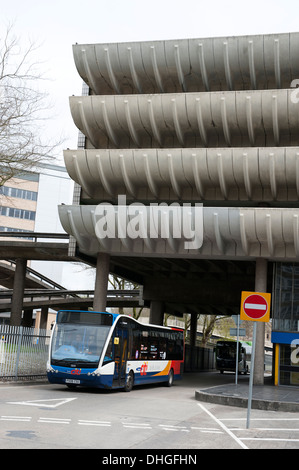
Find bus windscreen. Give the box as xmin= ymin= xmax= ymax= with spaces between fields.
xmin=57 ymin=311 xmax=113 ymax=326
xmin=51 ymin=311 xmax=113 ymax=368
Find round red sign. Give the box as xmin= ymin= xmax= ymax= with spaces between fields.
xmin=243 ymin=294 xmax=268 ymax=320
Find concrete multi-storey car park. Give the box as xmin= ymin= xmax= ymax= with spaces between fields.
xmin=59 ymin=32 xmax=299 ymax=387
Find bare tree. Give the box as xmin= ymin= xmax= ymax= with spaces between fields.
xmin=109 ymin=274 xmax=144 ymax=319
xmin=0 ymin=22 xmax=59 ymax=185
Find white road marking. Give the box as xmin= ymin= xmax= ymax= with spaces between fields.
xmin=240 ymin=438 xmax=299 ymax=442
xmin=159 ymin=424 xmax=187 ymax=429
xmin=38 ymin=417 xmax=71 ymax=424
xmin=191 ymin=426 xmax=222 ymax=431
xmin=123 ymin=422 xmax=152 ymax=429
xmin=0 ymin=415 xmax=31 ymax=422
xmin=199 ymin=430 xmax=223 ymax=434
xmin=197 ymin=403 xmax=248 ymax=449
xmin=222 ymin=418 xmax=299 ymax=421
xmin=78 ymin=420 xmax=111 ymax=427
xmin=7 ymin=398 xmax=77 ymax=408
xmin=159 ymin=424 xmax=189 ymax=432
xmin=239 ymin=428 xmax=299 ymax=432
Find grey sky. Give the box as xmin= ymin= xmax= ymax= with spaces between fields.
xmin=3 ymin=0 xmax=299 ymax=161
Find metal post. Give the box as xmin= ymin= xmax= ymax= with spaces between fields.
xmin=235 ymin=314 xmax=240 ymax=385
xmin=246 ymin=321 xmax=257 ymax=429
xmin=254 ymin=258 xmax=267 ymax=385
xmin=15 ymin=326 xmax=23 ymax=379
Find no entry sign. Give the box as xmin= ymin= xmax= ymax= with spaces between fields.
xmin=240 ymin=291 xmax=271 ymax=322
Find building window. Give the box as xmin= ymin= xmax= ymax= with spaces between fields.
xmin=279 ymin=344 xmax=299 ymax=386
xmin=273 ymin=263 xmax=299 ymax=332
xmin=0 ymin=186 xmax=38 ymax=201
xmin=0 ymin=206 xmax=36 ymax=221
xmin=77 ymin=131 xmax=86 ymax=148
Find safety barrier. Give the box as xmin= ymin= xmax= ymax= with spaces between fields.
xmin=0 ymin=325 xmax=51 ymax=381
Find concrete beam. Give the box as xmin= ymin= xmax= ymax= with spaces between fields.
xmin=143 ymin=277 xmax=254 ymax=307
xmin=149 ymin=301 xmax=164 ymax=326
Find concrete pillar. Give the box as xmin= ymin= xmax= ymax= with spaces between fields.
xmin=93 ymin=252 xmax=110 ymax=312
xmin=253 ymin=258 xmax=268 ymax=385
xmin=189 ymin=313 xmax=198 ymax=371
xmin=149 ymin=301 xmax=164 ymax=325
xmin=23 ymin=309 xmax=33 ymax=327
xmin=40 ymin=306 xmax=48 ymax=330
xmin=10 ymin=258 xmax=27 ymax=327
xmin=190 ymin=313 xmax=198 ymax=347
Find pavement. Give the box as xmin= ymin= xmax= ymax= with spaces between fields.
xmin=195 ymin=372 xmax=299 ymax=412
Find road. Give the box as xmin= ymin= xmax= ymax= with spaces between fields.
xmin=0 ymin=372 xmax=299 ymax=451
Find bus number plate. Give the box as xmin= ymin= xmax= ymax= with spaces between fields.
xmin=65 ymin=379 xmax=80 ymax=385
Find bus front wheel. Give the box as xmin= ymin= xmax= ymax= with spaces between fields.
xmin=124 ymin=371 xmax=134 ymax=392
xmin=166 ymin=368 xmax=174 ymax=387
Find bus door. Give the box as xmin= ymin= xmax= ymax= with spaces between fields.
xmin=112 ymin=326 xmax=128 ymax=387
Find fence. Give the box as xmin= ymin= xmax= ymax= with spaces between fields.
xmin=0 ymin=325 xmax=51 ymax=381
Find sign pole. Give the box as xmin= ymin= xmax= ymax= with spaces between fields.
xmin=235 ymin=315 xmax=240 ymax=385
xmin=246 ymin=321 xmax=257 ymax=429
xmin=240 ymin=290 xmax=271 ymax=429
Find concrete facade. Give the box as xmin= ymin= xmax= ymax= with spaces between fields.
xmin=59 ymin=33 xmax=299 ymax=385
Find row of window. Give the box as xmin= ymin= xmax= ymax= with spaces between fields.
xmin=111 ymin=318 xmax=184 ymax=362
xmin=0 ymin=186 xmax=38 ymax=201
xmin=0 ymin=206 xmax=36 ymax=221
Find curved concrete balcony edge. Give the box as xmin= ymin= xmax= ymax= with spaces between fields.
xmin=69 ymin=90 xmax=299 ymax=150
xmin=73 ymin=33 xmax=299 ymax=95
xmin=58 ymin=205 xmax=299 ymax=260
xmin=64 ymin=147 xmax=299 ymax=202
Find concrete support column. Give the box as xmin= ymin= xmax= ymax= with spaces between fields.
xmin=93 ymin=253 xmax=110 ymax=312
xmin=190 ymin=313 xmax=198 ymax=371
xmin=40 ymin=306 xmax=48 ymax=330
xmin=10 ymin=258 xmax=27 ymax=327
xmin=23 ymin=309 xmax=33 ymax=327
xmin=253 ymin=258 xmax=268 ymax=385
xmin=190 ymin=313 xmax=197 ymax=347
xmin=149 ymin=301 xmax=164 ymax=326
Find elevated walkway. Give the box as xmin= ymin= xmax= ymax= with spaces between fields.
xmin=0 ymin=260 xmax=68 ymax=290
xmin=0 ymin=288 xmax=144 ymax=312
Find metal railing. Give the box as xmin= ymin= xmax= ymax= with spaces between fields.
xmin=0 ymin=231 xmax=70 ymax=241
xmin=0 ymin=288 xmax=144 ymax=307
xmin=0 ymin=325 xmax=51 ymax=381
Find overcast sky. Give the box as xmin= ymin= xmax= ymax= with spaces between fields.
xmin=3 ymin=0 xmax=299 ymax=164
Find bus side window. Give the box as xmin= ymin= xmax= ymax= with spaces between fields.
xmin=103 ymin=337 xmax=113 ymax=363
xmin=140 ymin=331 xmax=148 ymax=359
xmin=132 ymin=330 xmax=140 ymax=359
xmin=167 ymin=339 xmax=176 ymax=360
xmin=140 ymin=342 xmax=148 ymax=359
xmin=159 ymin=340 xmax=167 ymax=360
xmin=149 ymin=336 xmax=158 ymax=360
